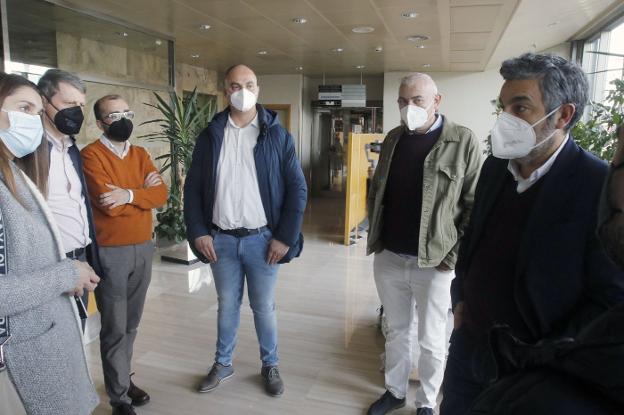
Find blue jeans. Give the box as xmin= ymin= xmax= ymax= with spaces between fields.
xmin=210 ymin=229 xmax=280 ymax=367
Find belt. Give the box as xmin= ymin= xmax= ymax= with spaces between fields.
xmin=65 ymin=247 xmax=86 ymax=259
xmin=212 ymin=224 xmax=269 ymax=238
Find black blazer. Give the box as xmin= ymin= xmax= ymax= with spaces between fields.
xmin=48 ymin=139 xmax=102 ymax=277
xmin=451 ymin=138 xmax=624 ymax=340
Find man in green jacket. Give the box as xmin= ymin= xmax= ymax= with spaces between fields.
xmin=366 ymin=73 xmax=483 ymax=415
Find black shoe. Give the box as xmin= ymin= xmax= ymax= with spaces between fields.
xmin=197 ymin=362 xmax=234 ymax=393
xmin=367 ymin=390 xmax=406 ymax=415
xmin=416 ymin=408 xmax=434 ymax=415
xmin=112 ymin=403 xmax=136 ymax=415
xmin=261 ymin=365 xmax=284 ymax=397
xmin=128 ymin=374 xmax=150 ymax=406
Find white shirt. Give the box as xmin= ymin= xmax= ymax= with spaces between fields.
xmin=46 ymin=131 xmax=91 ymax=251
xmin=99 ymin=134 xmax=134 ymax=203
xmin=507 ymin=133 xmax=570 ymax=193
xmin=212 ymin=114 xmax=268 ymax=229
xmin=100 ymin=134 xmax=131 ymax=159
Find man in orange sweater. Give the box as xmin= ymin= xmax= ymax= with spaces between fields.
xmin=81 ymin=94 xmax=167 ymax=415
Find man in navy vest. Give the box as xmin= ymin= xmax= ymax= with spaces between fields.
xmin=184 ymin=64 xmax=307 ymax=398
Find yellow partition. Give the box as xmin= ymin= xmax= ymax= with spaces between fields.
xmin=344 ymin=133 xmax=385 ymax=246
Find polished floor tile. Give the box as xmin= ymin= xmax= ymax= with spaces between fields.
xmin=87 ymin=197 xmax=430 ymax=415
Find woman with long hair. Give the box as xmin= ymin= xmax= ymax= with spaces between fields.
xmin=0 ymin=72 xmax=100 ymax=414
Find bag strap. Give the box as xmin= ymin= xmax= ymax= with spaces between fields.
xmin=0 ymin=208 xmax=10 ymax=368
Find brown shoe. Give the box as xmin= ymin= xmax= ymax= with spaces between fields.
xmin=128 ymin=373 xmax=150 ymax=406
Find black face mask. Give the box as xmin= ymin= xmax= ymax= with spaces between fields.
xmin=104 ymin=118 xmax=133 ymax=142
xmin=50 ymin=104 xmax=84 ymax=136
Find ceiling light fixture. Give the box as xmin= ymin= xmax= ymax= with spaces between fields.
xmin=155 ymin=39 xmax=163 ymax=46
xmin=292 ymin=17 xmax=307 ymax=24
xmin=422 ymin=63 xmax=431 ymax=68
xmin=401 ymin=11 xmax=419 ymax=19
xmin=117 ymin=31 xmax=129 ymax=37
xmin=355 ymin=65 xmax=366 ymax=69
xmin=375 ymin=46 xmax=383 ymax=52
xmin=191 ymin=54 xmax=200 ymax=58
xmin=352 ymin=26 xmax=375 ymax=34
xmin=199 ymin=24 xmax=211 ymax=31
xmin=257 ymin=50 xmax=268 ymax=55
xmin=296 ymin=66 xmax=303 ymax=70
xmin=330 ymin=47 xmax=344 ymax=53
xmin=407 ymin=35 xmax=429 ymax=42
xmin=415 ymin=44 xmax=426 ymax=49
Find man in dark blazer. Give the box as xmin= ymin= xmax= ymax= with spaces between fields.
xmin=38 ymin=69 xmax=101 ymax=324
xmin=440 ymin=53 xmax=624 ymax=414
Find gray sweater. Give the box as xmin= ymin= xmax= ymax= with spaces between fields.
xmin=0 ymin=164 xmax=98 ymax=414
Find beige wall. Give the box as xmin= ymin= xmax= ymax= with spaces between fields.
xmin=257 ymin=74 xmax=304 ymax=153
xmin=55 ymin=32 xmax=219 ymax=164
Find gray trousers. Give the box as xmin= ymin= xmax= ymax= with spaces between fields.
xmin=95 ymin=241 xmax=154 ymax=406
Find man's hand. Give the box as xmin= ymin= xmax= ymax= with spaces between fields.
xmin=68 ymin=260 xmax=100 ymax=297
xmin=100 ymin=184 xmax=131 ymax=209
xmin=436 ymin=262 xmax=452 ymax=272
xmin=144 ymin=171 xmax=163 ymax=188
xmin=453 ymin=301 xmax=465 ymax=329
xmin=194 ymin=235 xmax=217 ymax=263
xmin=266 ymin=239 xmax=289 ymax=265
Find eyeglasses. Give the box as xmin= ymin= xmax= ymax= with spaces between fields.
xmin=103 ymin=111 xmax=135 ymax=122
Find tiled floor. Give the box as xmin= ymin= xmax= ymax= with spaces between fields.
xmin=87 ymin=197 xmax=430 ymax=415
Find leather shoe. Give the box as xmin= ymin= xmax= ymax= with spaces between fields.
xmin=261 ymin=365 xmax=284 ymax=397
xmin=128 ymin=376 xmax=150 ymax=406
xmin=367 ymin=390 xmax=406 ymax=415
xmin=112 ymin=403 xmax=136 ymax=415
xmin=197 ymin=362 xmax=234 ymax=393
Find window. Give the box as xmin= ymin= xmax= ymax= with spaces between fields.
xmin=582 ymin=16 xmax=624 ymax=104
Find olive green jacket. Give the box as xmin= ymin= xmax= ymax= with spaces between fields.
xmin=366 ymin=116 xmax=484 ymax=268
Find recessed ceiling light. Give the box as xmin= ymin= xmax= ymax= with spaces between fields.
xmin=155 ymin=39 xmax=163 ymax=46
xmin=257 ymin=50 xmax=268 ymax=55
xmin=330 ymin=47 xmax=344 ymax=53
xmin=407 ymin=35 xmax=429 ymax=42
xmin=352 ymin=26 xmax=375 ymax=34
xmin=415 ymin=44 xmax=426 ymax=49
xmin=199 ymin=24 xmax=211 ymax=31
xmin=292 ymin=17 xmax=307 ymax=24
xmin=401 ymin=11 xmax=419 ymax=19
xmin=117 ymin=31 xmax=128 ymax=37
xmin=191 ymin=54 xmax=200 ymax=58
xmin=422 ymin=63 xmax=431 ymax=68
xmin=355 ymin=65 xmax=366 ymax=69
xmin=375 ymin=46 xmax=383 ymax=52
xmin=296 ymin=66 xmax=303 ymax=70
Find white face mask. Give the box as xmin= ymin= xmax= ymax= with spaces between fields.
xmin=400 ymin=103 xmax=432 ymax=131
xmin=229 ymin=88 xmax=258 ymax=112
xmin=490 ymin=106 xmax=561 ymax=159
xmin=0 ymin=110 xmax=43 ymax=158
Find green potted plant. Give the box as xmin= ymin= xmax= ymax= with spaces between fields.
xmin=141 ymin=88 xmax=216 ymax=246
xmin=573 ymin=78 xmax=624 ymax=161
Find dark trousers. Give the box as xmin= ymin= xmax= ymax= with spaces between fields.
xmin=95 ymin=241 xmax=153 ymax=407
xmin=439 ymin=327 xmax=496 ymax=415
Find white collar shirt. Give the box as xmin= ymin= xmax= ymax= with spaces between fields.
xmin=45 ymin=130 xmax=91 ymax=251
xmin=507 ymin=133 xmax=570 ymax=193
xmin=212 ymin=114 xmax=268 ymax=229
